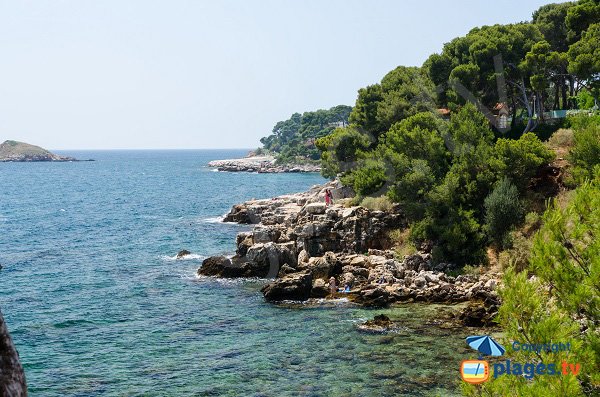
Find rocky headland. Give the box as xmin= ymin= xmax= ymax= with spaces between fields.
xmin=198 ymin=181 xmax=501 ymax=324
xmin=0 ymin=140 xmax=88 ymax=162
xmin=207 ymin=155 xmax=320 ymax=173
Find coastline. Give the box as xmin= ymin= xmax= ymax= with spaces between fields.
xmin=207 ymin=155 xmax=321 ymax=173
xmin=199 ymin=181 xmax=501 ymax=326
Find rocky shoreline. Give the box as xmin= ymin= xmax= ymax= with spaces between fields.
xmin=207 ymin=155 xmax=320 ymax=173
xmin=198 ymin=181 xmax=501 ymax=324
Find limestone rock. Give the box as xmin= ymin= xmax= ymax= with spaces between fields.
xmin=261 ymin=271 xmax=313 ymax=301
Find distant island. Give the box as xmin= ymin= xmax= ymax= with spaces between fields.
xmin=0 ymin=140 xmax=89 ymax=162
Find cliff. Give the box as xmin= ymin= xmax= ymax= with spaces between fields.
xmin=0 ymin=140 xmax=76 ymax=162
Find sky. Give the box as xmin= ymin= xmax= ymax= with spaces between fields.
xmin=0 ymin=0 xmax=559 ymax=150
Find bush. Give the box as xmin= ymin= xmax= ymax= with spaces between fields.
xmin=492 ymin=133 xmax=555 ymax=192
xmin=360 ymin=195 xmax=394 ymax=212
xmin=342 ymin=158 xmax=388 ymax=196
xmin=484 ymin=178 xmax=524 ymax=248
xmin=570 ymin=118 xmax=600 ymax=181
xmin=546 ymin=128 xmax=574 ymax=149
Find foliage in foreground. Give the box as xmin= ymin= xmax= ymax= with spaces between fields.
xmin=463 ymin=170 xmax=600 ymax=396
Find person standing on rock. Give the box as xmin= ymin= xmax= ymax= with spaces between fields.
xmin=325 ymin=189 xmax=334 ymax=206
xmin=329 ymin=276 xmax=337 ymax=297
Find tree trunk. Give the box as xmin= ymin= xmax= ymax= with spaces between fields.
xmin=562 ymin=77 xmax=569 ymax=110
xmin=0 ymin=309 xmax=27 ymax=396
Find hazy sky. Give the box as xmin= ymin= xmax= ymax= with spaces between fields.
xmin=0 ymin=0 xmax=556 ymax=150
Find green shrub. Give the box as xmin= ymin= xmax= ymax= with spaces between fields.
xmin=342 ymin=158 xmax=388 ymax=196
xmin=492 ymin=133 xmax=555 ymax=192
xmin=570 ymin=118 xmax=600 ymax=181
xmin=484 ymin=178 xmax=524 ymax=248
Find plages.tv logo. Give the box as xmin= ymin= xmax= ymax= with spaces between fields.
xmin=460 ymin=335 xmax=582 ymax=384
xmin=460 ymin=335 xmax=505 ymax=384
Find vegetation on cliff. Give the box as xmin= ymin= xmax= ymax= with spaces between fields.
xmin=258 ymin=105 xmax=352 ymax=164
xmin=316 ymin=0 xmax=599 ymax=267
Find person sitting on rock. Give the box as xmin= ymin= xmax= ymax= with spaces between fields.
xmin=343 ymin=284 xmax=351 ymax=293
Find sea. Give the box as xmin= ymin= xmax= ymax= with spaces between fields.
xmin=0 ymin=150 xmax=471 ymax=396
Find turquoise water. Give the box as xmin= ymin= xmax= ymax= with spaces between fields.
xmin=0 ymin=150 xmax=471 ymax=396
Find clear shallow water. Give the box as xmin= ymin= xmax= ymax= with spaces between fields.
xmin=0 ymin=150 xmax=470 ymax=396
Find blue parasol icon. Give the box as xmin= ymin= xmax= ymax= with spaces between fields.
xmin=466 ymin=335 xmax=505 ymax=357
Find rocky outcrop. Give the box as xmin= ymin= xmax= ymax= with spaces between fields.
xmin=207 ymin=156 xmax=320 ymax=173
xmin=261 ymin=271 xmax=313 ymax=301
xmin=356 ymin=314 xmax=398 ymax=333
xmin=0 ymin=140 xmax=82 ymax=162
xmin=199 ymin=181 xmax=502 ymax=308
xmin=0 ymin=309 xmax=27 ymax=396
xmin=176 ymin=250 xmax=191 ymax=259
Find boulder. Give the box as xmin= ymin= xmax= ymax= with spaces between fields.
xmin=261 ymin=271 xmax=313 ymax=301
xmin=304 ymin=202 xmax=326 ymax=215
xmin=458 ymin=302 xmax=493 ymax=327
xmin=355 ymin=286 xmax=394 ymax=307
xmin=413 ymin=276 xmax=427 ymax=288
xmin=297 ymin=249 xmax=309 ymax=265
xmin=305 ymin=252 xmax=342 ymax=280
xmin=252 ymin=226 xmax=281 ymax=244
xmin=197 ymin=256 xmax=269 ymax=278
xmin=246 ymin=242 xmax=287 ymax=278
xmin=356 ymin=314 xmax=396 ymax=333
xmin=310 ymin=279 xmax=330 ymax=298
xmin=176 ymin=249 xmax=191 ymax=259
xmin=235 ymin=232 xmax=254 ymax=257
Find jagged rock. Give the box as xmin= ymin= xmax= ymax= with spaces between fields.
xmin=278 ymin=264 xmax=296 ymax=277
xmin=458 ymin=302 xmax=495 ymax=327
xmin=413 ymin=276 xmax=427 ymax=288
xmin=356 ymin=314 xmax=396 ymax=333
xmin=310 ymin=279 xmax=330 ymax=298
xmin=261 ymin=271 xmax=313 ymax=301
xmin=176 ymin=249 xmax=191 ymax=259
xmin=297 ymin=249 xmax=309 ymax=265
xmin=302 ymin=252 xmax=342 ymax=280
xmin=236 ymin=232 xmax=254 ymax=256
xmin=366 ymin=255 xmax=387 ymax=268
xmin=253 ymin=226 xmax=281 ymax=244
xmin=0 ymin=309 xmax=27 ymax=396
xmin=197 ymin=256 xmax=269 ymax=278
xmin=304 ymin=202 xmax=326 ymax=215
xmin=355 ymin=286 xmax=394 ymax=307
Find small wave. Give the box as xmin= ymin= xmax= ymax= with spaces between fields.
xmin=203 ymin=216 xmax=225 ymax=223
xmin=161 ymin=254 xmax=205 ymax=262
